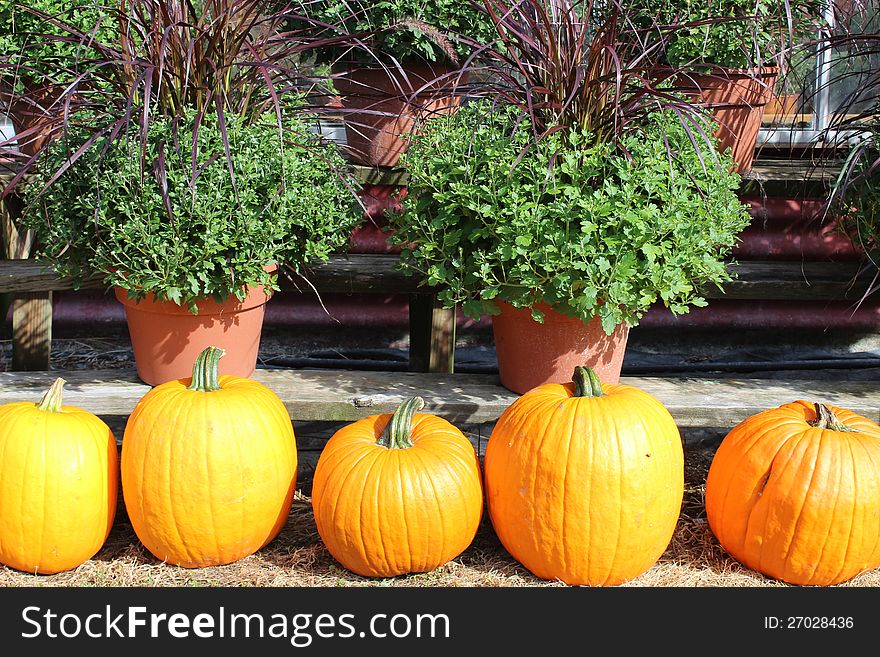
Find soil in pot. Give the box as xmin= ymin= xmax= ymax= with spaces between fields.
xmin=333 ymin=62 xmax=464 ymax=168
xmin=491 ymin=301 xmax=630 ymax=395
xmin=115 ymin=284 xmax=273 ymax=386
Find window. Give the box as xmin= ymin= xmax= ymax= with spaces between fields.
xmin=759 ymin=0 xmax=880 ymax=148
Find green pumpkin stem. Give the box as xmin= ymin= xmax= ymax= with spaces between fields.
xmin=811 ymin=403 xmax=859 ymax=433
xmin=187 ymin=347 xmax=226 ymax=392
xmin=573 ymin=366 xmax=604 ymax=398
xmin=36 ymin=378 xmax=66 ymax=413
xmin=378 ymin=397 xmax=425 ymax=449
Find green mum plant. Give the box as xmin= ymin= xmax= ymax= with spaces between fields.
xmin=22 ymin=109 xmax=362 ymax=311
xmin=392 ymin=102 xmax=751 ymax=334
xmin=387 ymin=0 xmax=754 ymax=334
xmin=5 ymin=0 xmax=364 ymax=311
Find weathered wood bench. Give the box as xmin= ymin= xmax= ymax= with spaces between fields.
xmin=3 ymin=367 xmax=878 ymax=427
xmin=1 ymin=254 xmax=876 ymax=377
xmin=0 ymin=159 xmax=865 ymax=372
xmin=6 ymin=365 xmax=874 ymax=487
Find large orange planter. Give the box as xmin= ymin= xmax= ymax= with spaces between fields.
xmin=334 ymin=63 xmax=463 ymax=167
xmin=683 ymin=67 xmax=778 ymax=173
xmin=491 ymin=301 xmax=630 ymax=394
xmin=115 ymin=284 xmax=272 ymax=386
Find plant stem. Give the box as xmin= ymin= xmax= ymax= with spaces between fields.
xmin=187 ymin=346 xmax=226 ymax=392
xmin=36 ymin=378 xmax=66 ymax=413
xmin=378 ymin=397 xmax=426 ymax=449
xmin=572 ymin=366 xmax=604 ymax=398
xmin=811 ymin=403 xmax=859 ymax=433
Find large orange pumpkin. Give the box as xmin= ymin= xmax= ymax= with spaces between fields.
xmin=121 ymin=346 xmax=297 ymax=568
xmin=484 ymin=366 xmax=684 ymax=586
xmin=311 ymin=396 xmax=483 ymax=577
xmin=0 ymin=378 xmax=118 ymax=574
xmin=705 ymin=400 xmax=880 ymax=586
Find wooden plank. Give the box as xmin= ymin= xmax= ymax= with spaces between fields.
xmin=713 ymin=260 xmax=877 ymax=301
xmin=1 ymin=257 xmax=876 ymax=301
xmin=11 ymin=291 xmax=52 ymax=370
xmin=2 ymin=193 xmax=53 ymax=370
xmin=295 ymin=254 xmax=417 ymax=294
xmin=408 ymin=293 xmax=433 ymax=372
xmin=429 ymin=304 xmax=456 ymax=373
xmin=740 ymin=159 xmax=838 ymax=197
xmin=0 ymin=259 xmax=100 ymax=293
xmin=350 ymin=164 xmax=409 ymax=187
xmin=0 ymin=255 xmax=418 ymax=295
xmin=408 ymin=294 xmax=456 ymax=373
xmin=2 ymin=368 xmax=880 ymax=428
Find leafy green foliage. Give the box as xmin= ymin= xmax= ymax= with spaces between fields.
xmin=391 ymin=102 xmax=752 ymax=333
xmin=454 ymin=1 xmax=719 ymax=172
xmin=21 ymin=109 xmax=363 ymax=310
xmin=0 ymin=1 xmax=112 ymax=85
xmin=1 ymin=1 xmax=346 ymax=194
xmin=631 ymin=0 xmax=823 ymax=69
xmin=299 ymin=0 xmax=499 ymax=64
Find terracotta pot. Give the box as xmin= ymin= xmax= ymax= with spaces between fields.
xmin=679 ymin=67 xmax=778 ymax=173
xmin=491 ymin=301 xmax=630 ymax=395
xmin=333 ymin=62 xmax=463 ymax=168
xmin=115 ymin=284 xmax=273 ymax=386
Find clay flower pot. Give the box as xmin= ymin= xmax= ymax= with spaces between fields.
xmin=333 ymin=62 xmax=463 ymax=168
xmin=491 ymin=301 xmax=630 ymax=394
xmin=115 ymin=283 xmax=273 ymax=386
xmin=681 ymin=67 xmax=778 ymax=173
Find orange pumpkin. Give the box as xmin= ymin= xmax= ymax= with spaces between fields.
xmin=706 ymin=400 xmax=880 ymax=586
xmin=121 ymin=346 xmax=297 ymax=568
xmin=484 ymin=366 xmax=684 ymax=586
xmin=311 ymin=397 xmax=483 ymax=577
xmin=0 ymin=378 xmax=118 ymax=574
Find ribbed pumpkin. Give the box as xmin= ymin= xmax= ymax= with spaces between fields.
xmin=484 ymin=366 xmax=684 ymax=586
xmin=706 ymin=400 xmax=880 ymax=586
xmin=121 ymin=346 xmax=297 ymax=568
xmin=0 ymin=378 xmax=118 ymax=574
xmin=311 ymin=397 xmax=483 ymax=577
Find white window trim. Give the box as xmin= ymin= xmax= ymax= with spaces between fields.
xmin=757 ymin=2 xmax=837 ymax=148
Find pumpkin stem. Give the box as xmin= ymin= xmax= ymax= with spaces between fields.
xmin=811 ymin=403 xmax=859 ymax=433
xmin=36 ymin=377 xmax=66 ymax=413
xmin=186 ymin=346 xmax=226 ymax=392
xmin=378 ymin=396 xmax=425 ymax=449
xmin=573 ymin=366 xmax=604 ymax=398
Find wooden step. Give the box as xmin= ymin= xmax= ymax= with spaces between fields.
xmin=0 ymin=256 xmax=876 ymax=301
xmin=1 ymin=368 xmax=877 ymax=429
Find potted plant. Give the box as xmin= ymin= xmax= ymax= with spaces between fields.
xmin=632 ymin=0 xmax=824 ymax=172
xmin=389 ymin=0 xmax=753 ymax=394
xmin=0 ymin=1 xmax=111 ymax=157
xmin=298 ymin=0 xmax=498 ymax=167
xmin=7 ymin=0 xmax=363 ymax=385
